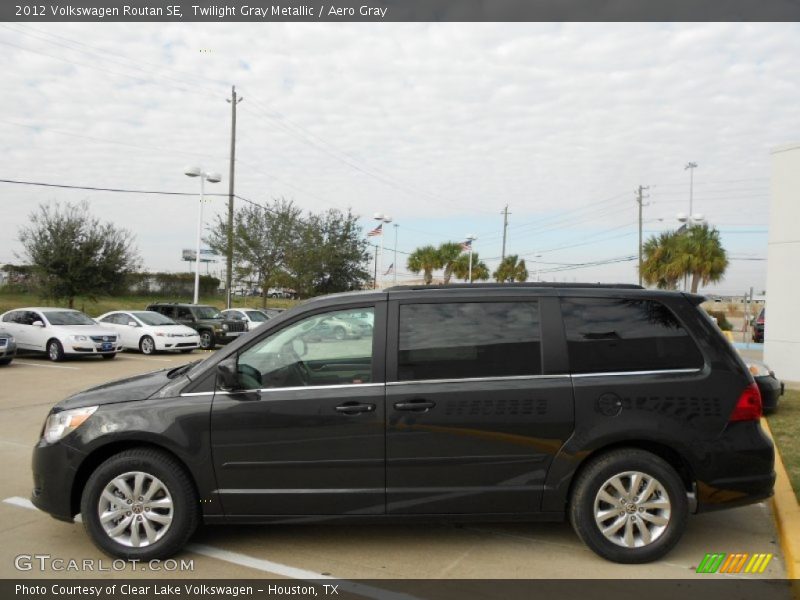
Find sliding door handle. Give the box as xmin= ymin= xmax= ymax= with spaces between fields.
xmin=394 ymin=399 xmax=436 ymax=412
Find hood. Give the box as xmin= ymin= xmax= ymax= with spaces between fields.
xmin=56 ymin=368 xmax=176 ymax=410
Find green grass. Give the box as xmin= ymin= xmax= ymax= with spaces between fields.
xmin=767 ymin=388 xmax=800 ymax=504
xmin=0 ymin=290 xmax=298 ymax=317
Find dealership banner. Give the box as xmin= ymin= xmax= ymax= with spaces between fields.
xmin=3 ymin=0 xmax=800 ymax=22
xmin=4 ymin=579 xmax=797 ymax=600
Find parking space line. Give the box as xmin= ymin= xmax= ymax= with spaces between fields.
xmin=119 ymin=356 xmax=175 ymax=363
xmin=13 ymin=361 xmax=80 ymax=370
xmin=2 ymin=497 xmax=414 ymax=599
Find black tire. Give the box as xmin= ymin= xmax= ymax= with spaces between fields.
xmin=139 ymin=336 xmax=156 ymax=355
xmin=47 ymin=339 xmax=65 ymax=362
xmin=0 ymin=358 xmax=11 ymax=366
xmin=101 ymin=353 xmax=117 ymax=360
xmin=199 ymin=330 xmax=215 ymax=350
xmin=80 ymin=448 xmax=199 ymax=560
xmin=180 ymin=349 xmax=194 ymax=354
xmin=569 ymin=449 xmax=688 ymax=564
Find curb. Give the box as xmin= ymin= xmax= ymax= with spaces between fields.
xmin=761 ymin=418 xmax=800 ymax=590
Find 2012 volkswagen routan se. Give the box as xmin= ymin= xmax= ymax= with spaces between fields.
xmin=31 ymin=284 xmax=775 ymax=564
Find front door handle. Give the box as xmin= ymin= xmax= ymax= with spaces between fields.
xmin=394 ymin=399 xmax=436 ymax=412
xmin=335 ymin=402 xmax=375 ymax=415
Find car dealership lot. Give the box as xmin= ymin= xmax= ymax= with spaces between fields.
xmin=0 ymin=353 xmax=787 ymax=580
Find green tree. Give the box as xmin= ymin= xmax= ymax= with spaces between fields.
xmin=437 ymin=242 xmax=464 ymax=284
xmin=18 ymin=201 xmax=140 ymax=308
xmin=406 ymin=245 xmax=442 ymax=285
xmin=641 ymin=224 xmax=728 ymax=293
xmin=493 ymin=255 xmax=529 ymax=283
xmin=286 ymin=208 xmax=371 ymax=297
xmin=452 ymin=252 xmax=490 ymax=282
xmin=207 ymin=198 xmax=301 ymax=307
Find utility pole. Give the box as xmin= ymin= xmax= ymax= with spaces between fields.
xmin=225 ymin=86 xmax=243 ymax=309
xmin=501 ymin=205 xmax=510 ymax=261
xmin=393 ymin=223 xmax=399 ymax=286
xmin=636 ymin=185 xmax=649 ymax=286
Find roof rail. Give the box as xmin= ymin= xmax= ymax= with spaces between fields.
xmin=386 ymin=282 xmax=644 ymax=292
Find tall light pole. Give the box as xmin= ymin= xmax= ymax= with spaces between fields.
xmin=373 ymin=213 xmax=392 ymax=289
xmin=685 ymin=162 xmax=698 ymax=215
xmin=185 ymin=166 xmax=221 ymax=304
xmin=465 ymin=234 xmax=477 ymax=282
xmin=393 ymin=223 xmax=399 ymax=286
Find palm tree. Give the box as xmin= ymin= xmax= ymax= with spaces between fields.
xmin=452 ymin=252 xmax=490 ymax=282
xmin=437 ymin=242 xmax=463 ymax=284
xmin=406 ymin=245 xmax=442 ymax=285
xmin=641 ymin=224 xmax=728 ymax=293
xmin=493 ymin=255 xmax=529 ymax=283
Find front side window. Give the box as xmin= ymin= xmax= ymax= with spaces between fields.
xmin=561 ymin=298 xmax=704 ymax=374
xmin=398 ymin=301 xmax=542 ymax=381
xmin=236 ymin=307 xmax=375 ymax=390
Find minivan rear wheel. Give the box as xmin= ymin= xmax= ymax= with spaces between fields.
xmin=569 ymin=449 xmax=688 ymax=563
xmin=80 ymin=448 xmax=198 ymax=560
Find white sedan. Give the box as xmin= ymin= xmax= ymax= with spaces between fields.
xmin=220 ymin=308 xmax=272 ymax=332
xmin=0 ymin=307 xmax=122 ymax=361
xmin=96 ymin=310 xmax=200 ymax=355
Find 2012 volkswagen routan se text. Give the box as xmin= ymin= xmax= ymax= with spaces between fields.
xmin=31 ymin=284 xmax=775 ymax=564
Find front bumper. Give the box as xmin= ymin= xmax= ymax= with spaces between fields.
xmin=214 ymin=331 xmax=243 ymax=344
xmin=31 ymin=438 xmax=84 ymax=522
xmin=155 ymin=336 xmax=200 ymax=351
xmin=64 ymin=341 xmax=123 ymax=355
xmin=0 ymin=340 xmax=17 ymax=358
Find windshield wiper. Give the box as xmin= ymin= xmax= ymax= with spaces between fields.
xmin=167 ymin=360 xmax=200 ymax=379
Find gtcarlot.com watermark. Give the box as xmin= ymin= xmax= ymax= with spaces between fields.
xmin=14 ymin=554 xmax=194 ymax=572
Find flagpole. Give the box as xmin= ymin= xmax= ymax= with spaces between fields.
xmin=373 ymin=213 xmax=392 ymax=289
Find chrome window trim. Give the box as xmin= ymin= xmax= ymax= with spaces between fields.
xmin=570 ymin=368 xmax=701 ymax=378
xmin=387 ymin=374 xmax=569 ymax=386
xmin=180 ymin=382 xmax=384 ymax=397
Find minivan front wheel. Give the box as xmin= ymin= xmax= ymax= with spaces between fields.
xmin=81 ymin=449 xmax=198 ymax=560
xmin=569 ymin=449 xmax=688 ymax=564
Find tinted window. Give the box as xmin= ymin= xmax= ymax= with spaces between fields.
xmin=561 ymin=298 xmax=703 ymax=373
xmin=1 ymin=312 xmax=18 ymax=323
xmin=42 ymin=311 xmax=95 ymax=325
xmin=398 ymin=302 xmax=541 ymax=381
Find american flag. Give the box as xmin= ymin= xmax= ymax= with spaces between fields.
xmin=460 ymin=239 xmax=473 ymax=252
xmin=383 ymin=263 xmax=394 ymax=276
xmin=367 ymin=224 xmax=383 ymax=237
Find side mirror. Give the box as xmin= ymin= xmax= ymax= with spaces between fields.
xmin=32 ymin=321 xmax=45 ymax=328
xmin=291 ymin=338 xmax=307 ymax=357
xmin=216 ymin=356 xmax=240 ymax=391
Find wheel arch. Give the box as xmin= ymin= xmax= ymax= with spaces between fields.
xmin=70 ymin=440 xmax=200 ymax=518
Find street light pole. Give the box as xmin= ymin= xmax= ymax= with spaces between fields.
xmin=393 ymin=223 xmax=399 ymax=286
xmin=466 ymin=234 xmax=477 ymax=283
xmin=185 ymin=166 xmax=221 ymax=305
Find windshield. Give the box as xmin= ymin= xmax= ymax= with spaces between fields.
xmin=133 ymin=311 xmax=177 ymax=326
xmin=246 ymin=310 xmax=268 ymax=322
xmin=194 ymin=306 xmax=222 ymax=319
xmin=43 ymin=311 xmax=96 ymax=326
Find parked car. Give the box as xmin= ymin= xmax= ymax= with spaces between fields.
xmin=746 ymin=360 xmax=784 ymax=414
xmin=96 ymin=311 xmax=200 ymax=355
xmin=0 ymin=327 xmax=16 ymax=365
xmin=145 ymin=303 xmax=246 ymax=350
xmin=267 ymin=287 xmax=297 ymax=299
xmin=300 ymin=314 xmax=373 ymax=341
xmin=220 ymin=308 xmax=273 ymax=332
xmin=32 ymin=283 xmax=774 ymax=564
xmin=0 ymin=307 xmax=121 ymax=361
xmin=261 ymin=307 xmax=285 ymax=319
xmin=752 ymin=307 xmax=765 ymax=343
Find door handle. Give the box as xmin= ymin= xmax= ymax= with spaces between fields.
xmin=335 ymin=403 xmax=375 ymax=415
xmin=394 ymin=400 xmax=436 ymax=412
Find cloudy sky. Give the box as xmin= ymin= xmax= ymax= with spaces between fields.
xmin=1 ymin=22 xmax=798 ymax=294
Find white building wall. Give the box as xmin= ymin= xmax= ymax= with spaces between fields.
xmin=764 ymin=143 xmax=800 ymax=382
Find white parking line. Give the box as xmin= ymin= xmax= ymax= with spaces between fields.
xmin=118 ymin=356 xmax=174 ymax=363
xmin=13 ymin=361 xmax=80 ymax=370
xmin=2 ymin=496 xmax=415 ymax=600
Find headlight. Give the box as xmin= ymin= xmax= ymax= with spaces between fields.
xmin=69 ymin=335 xmax=88 ymax=342
xmin=42 ymin=406 xmax=98 ymax=444
xmin=222 ymin=323 xmax=229 ymax=331
xmin=747 ymin=362 xmax=772 ymax=378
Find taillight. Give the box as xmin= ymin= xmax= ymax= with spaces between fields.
xmin=729 ymin=383 xmax=762 ymax=422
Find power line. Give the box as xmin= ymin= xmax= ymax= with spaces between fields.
xmin=0 ymin=177 xmax=228 ymax=197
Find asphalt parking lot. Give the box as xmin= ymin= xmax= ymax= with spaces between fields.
xmin=0 ymin=351 xmax=787 ymax=582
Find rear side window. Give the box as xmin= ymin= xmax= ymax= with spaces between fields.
xmin=398 ymin=301 xmax=541 ymax=381
xmin=561 ymin=298 xmax=703 ymax=374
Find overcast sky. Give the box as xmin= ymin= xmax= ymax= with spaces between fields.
xmin=1 ymin=22 xmax=798 ymax=295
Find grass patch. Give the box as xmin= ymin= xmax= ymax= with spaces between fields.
xmin=0 ymin=290 xmax=298 ymax=316
xmin=767 ymin=388 xmax=800 ymax=504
